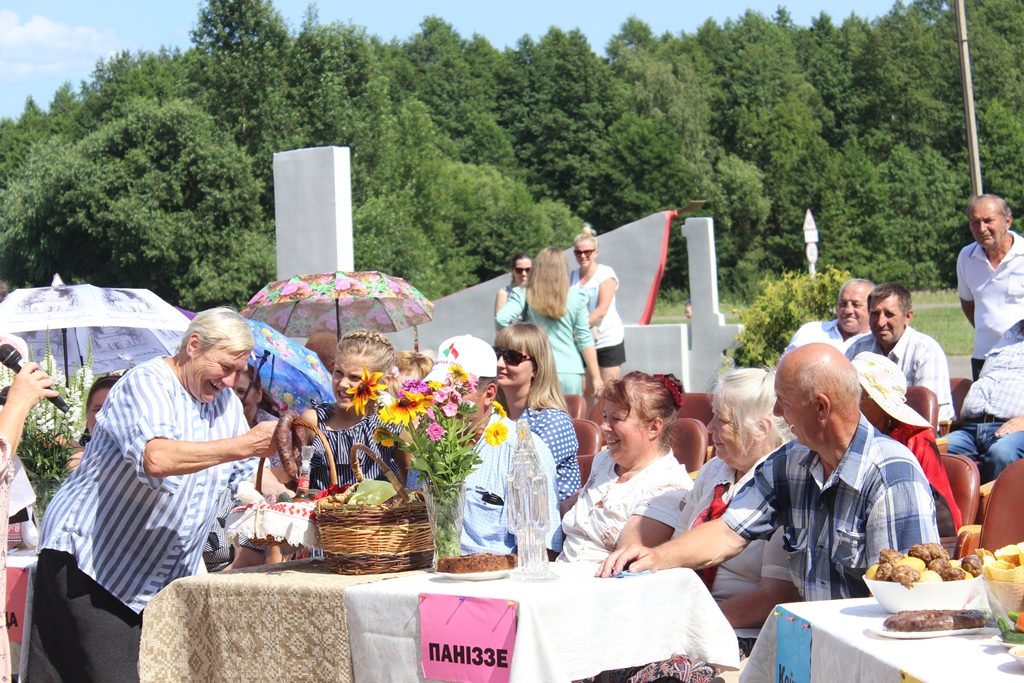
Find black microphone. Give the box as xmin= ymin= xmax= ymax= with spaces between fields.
xmin=0 ymin=344 xmax=70 ymax=413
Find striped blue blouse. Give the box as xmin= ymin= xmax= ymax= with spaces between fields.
xmin=40 ymin=358 xmax=256 ymax=613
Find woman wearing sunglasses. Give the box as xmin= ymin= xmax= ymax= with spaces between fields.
xmin=571 ymin=224 xmax=625 ymax=408
xmin=496 ymin=247 xmax=604 ymax=398
xmin=494 ymin=323 xmax=582 ymax=510
xmin=494 ymin=251 xmax=532 ymax=316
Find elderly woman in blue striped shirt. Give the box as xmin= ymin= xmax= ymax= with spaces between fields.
xmin=28 ymin=307 xmax=279 ymax=683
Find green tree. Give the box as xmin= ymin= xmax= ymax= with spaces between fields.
xmin=0 ymin=99 xmax=272 ymax=309
xmin=734 ymin=266 xmax=851 ymax=367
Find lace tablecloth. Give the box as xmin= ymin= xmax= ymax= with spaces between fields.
xmin=139 ymin=559 xmax=424 ymax=683
xmin=742 ymin=597 xmax=1022 ymax=683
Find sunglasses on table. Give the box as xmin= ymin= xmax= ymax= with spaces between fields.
xmin=493 ymin=347 xmax=533 ymax=366
xmin=573 ymin=249 xmax=595 ymax=257
xmin=514 ymin=267 xmax=531 ymax=275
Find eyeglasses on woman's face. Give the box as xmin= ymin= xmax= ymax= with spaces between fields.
xmin=573 ymin=248 xmax=595 ymax=257
xmin=493 ymin=347 xmax=532 ymax=366
xmin=513 ymin=267 xmax=531 ymax=275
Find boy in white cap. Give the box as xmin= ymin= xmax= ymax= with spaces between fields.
xmin=426 ymin=335 xmax=563 ymax=555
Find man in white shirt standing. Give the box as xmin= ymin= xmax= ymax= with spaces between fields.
xmin=786 ymin=278 xmax=873 ymax=353
xmin=957 ymin=194 xmax=1024 ymax=380
xmin=846 ymin=283 xmax=955 ymax=422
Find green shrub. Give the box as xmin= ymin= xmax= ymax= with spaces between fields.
xmin=734 ymin=265 xmax=851 ymax=367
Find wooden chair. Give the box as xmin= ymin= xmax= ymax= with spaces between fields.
xmin=564 ymin=394 xmax=587 ymax=420
xmin=672 ymin=418 xmax=708 ymax=475
xmin=576 ymin=453 xmax=595 ymax=486
xmin=940 ymin=453 xmax=980 ymax=532
xmin=955 ymin=458 xmax=1024 ymax=558
xmin=572 ymin=418 xmax=603 ymax=457
xmin=945 ymin=377 xmax=973 ymax=435
xmin=678 ymin=393 xmax=715 ymax=427
xmin=905 ymin=386 xmax=939 ymax=435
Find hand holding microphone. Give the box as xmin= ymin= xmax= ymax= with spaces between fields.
xmin=0 ymin=344 xmax=67 ymax=413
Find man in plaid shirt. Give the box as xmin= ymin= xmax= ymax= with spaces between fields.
xmin=599 ymin=343 xmax=939 ymax=601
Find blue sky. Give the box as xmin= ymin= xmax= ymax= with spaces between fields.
xmin=0 ymin=0 xmax=901 ymax=121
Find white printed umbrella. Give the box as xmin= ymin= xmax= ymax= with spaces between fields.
xmin=0 ymin=284 xmax=190 ymax=375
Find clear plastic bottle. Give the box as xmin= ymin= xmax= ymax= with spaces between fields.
xmin=506 ymin=419 xmax=558 ymax=582
xmin=294 ymin=445 xmax=314 ymax=501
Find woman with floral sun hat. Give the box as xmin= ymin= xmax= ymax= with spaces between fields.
xmin=851 ymin=352 xmax=961 ymax=536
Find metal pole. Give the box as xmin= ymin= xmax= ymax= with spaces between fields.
xmin=954 ymin=0 xmax=983 ymax=196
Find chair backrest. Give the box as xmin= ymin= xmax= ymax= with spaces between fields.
xmin=950 ymin=377 xmax=973 ymax=420
xmin=587 ymin=397 xmax=605 ymax=425
xmin=564 ymin=394 xmax=587 ymax=420
xmin=577 ymin=453 xmax=595 ymax=486
xmin=572 ymin=419 xmax=603 ymax=459
xmin=940 ymin=453 xmax=980 ymax=528
xmin=979 ymin=458 xmax=1024 ymax=551
xmin=672 ymin=417 xmax=709 ymax=474
xmin=905 ymin=386 xmax=939 ymax=435
xmin=679 ymin=393 xmax=715 ymax=427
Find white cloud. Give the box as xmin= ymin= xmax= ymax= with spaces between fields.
xmin=0 ymin=9 xmax=120 ymax=83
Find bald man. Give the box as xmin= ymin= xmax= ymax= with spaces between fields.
xmin=600 ymin=343 xmax=940 ymax=601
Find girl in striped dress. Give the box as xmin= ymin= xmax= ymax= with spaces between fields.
xmin=301 ymin=330 xmax=405 ymax=490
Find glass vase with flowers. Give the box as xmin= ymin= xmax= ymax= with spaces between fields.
xmin=371 ymin=364 xmax=509 ymax=565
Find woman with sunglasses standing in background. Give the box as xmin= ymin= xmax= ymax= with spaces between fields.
xmin=571 ymin=225 xmax=625 ymax=409
xmin=494 ymin=323 xmax=581 ymax=516
xmin=496 ymin=247 xmax=604 ymax=398
xmin=494 ymin=251 xmax=533 ymax=317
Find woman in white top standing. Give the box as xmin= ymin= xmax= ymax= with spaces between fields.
xmin=570 ymin=225 xmax=625 ymax=407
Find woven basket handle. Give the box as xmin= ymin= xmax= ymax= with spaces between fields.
xmin=255 ymin=457 xmax=267 ymax=491
xmin=350 ymin=443 xmax=410 ymax=504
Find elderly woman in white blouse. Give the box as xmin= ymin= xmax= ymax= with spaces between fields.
xmin=590 ymin=367 xmax=801 ymax=683
xmin=557 ymin=372 xmax=693 ymax=562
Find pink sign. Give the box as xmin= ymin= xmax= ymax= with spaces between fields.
xmin=419 ymin=594 xmax=517 ymax=683
xmin=6 ymin=566 xmax=29 ymax=643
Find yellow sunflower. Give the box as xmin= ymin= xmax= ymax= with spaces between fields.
xmin=380 ymin=391 xmax=430 ymax=427
xmin=449 ymin=364 xmax=470 ymax=384
xmin=492 ymin=401 xmax=507 ymax=419
xmin=373 ymin=427 xmax=397 ymax=448
xmin=346 ymin=368 xmax=388 ymax=415
xmin=484 ymin=421 xmax=509 ymax=446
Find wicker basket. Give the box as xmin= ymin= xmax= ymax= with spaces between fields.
xmin=316 ymin=441 xmax=433 ymax=575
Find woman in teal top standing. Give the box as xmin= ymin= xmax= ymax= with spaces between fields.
xmin=496 ymin=246 xmax=605 ymax=397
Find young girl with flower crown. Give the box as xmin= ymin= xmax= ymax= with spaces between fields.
xmin=300 ymin=330 xmax=407 ymax=490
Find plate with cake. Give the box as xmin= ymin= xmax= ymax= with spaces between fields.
xmin=435 ymin=553 xmax=517 ymax=581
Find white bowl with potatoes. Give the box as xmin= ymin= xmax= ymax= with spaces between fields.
xmin=864 ymin=543 xmax=986 ymax=613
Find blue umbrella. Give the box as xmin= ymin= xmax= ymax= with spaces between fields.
xmin=246 ymin=320 xmax=333 ymax=413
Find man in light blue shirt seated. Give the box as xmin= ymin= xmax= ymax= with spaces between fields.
xmin=425 ymin=335 xmax=562 ymax=555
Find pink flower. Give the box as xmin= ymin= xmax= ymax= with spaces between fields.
xmin=426 ymin=407 xmax=436 ymax=420
xmin=441 ymin=401 xmax=459 ymax=417
xmin=426 ymin=422 xmax=446 ymax=441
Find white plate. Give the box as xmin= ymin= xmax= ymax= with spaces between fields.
xmin=435 ymin=569 xmax=512 ymax=581
xmin=867 ymin=626 xmax=990 ymax=640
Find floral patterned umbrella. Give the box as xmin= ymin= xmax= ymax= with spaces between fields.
xmin=241 ymin=271 xmax=434 ymax=339
xmin=247 ymin=320 xmax=333 ymax=413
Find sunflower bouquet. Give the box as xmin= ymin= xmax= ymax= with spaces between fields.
xmin=373 ymin=364 xmax=508 ymax=488
xmin=372 ymin=364 xmax=510 ymax=562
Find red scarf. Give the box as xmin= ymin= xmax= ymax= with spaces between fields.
xmin=695 ymin=482 xmax=730 ymax=590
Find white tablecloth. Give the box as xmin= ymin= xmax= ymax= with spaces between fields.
xmin=742 ymin=598 xmax=1023 ymax=683
xmin=344 ymin=562 xmax=740 ymax=683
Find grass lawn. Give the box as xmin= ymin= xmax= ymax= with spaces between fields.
xmin=908 ymin=305 xmax=974 ymax=356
